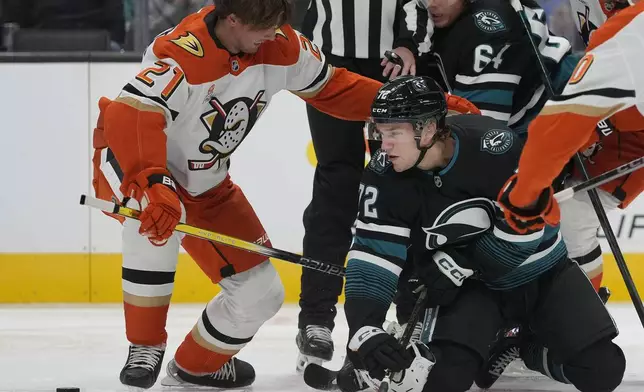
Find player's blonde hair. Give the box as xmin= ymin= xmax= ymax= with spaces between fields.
xmin=213 ymin=0 xmax=292 ymax=29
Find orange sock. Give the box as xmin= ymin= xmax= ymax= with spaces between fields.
xmin=124 ymin=302 xmax=169 ymax=346
xmin=174 ymin=327 xmax=235 ymax=375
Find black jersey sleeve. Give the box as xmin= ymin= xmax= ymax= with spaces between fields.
xmin=344 ymin=151 xmax=420 ymax=335
xmin=394 ymin=0 xmax=427 ymax=55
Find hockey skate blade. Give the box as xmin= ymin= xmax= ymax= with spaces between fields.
xmin=159 ymin=375 xmax=251 ymax=391
xmin=303 ymin=363 xmax=339 ymax=391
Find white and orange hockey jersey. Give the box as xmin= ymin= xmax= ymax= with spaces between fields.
xmin=92 ymin=6 xmax=382 ymax=197
xmin=512 ymin=1 xmax=644 ymax=208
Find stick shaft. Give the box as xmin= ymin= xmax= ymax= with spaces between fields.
xmin=554 ymin=156 xmax=644 ymax=203
xmin=80 ymin=195 xmax=346 ymax=277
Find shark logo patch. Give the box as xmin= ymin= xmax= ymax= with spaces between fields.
xmin=473 ymin=10 xmax=507 ymax=33
xmin=481 ymin=129 xmax=514 ymax=155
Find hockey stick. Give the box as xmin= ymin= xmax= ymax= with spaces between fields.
xmin=509 ymin=0 xmax=644 ymax=327
xmin=302 ymin=287 xmax=428 ymax=391
xmin=554 ymin=156 xmax=644 ymax=203
xmin=79 ymin=195 xmax=346 ymax=277
xmin=429 ymin=52 xmax=453 ymax=94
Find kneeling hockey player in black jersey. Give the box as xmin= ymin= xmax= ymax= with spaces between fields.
xmin=343 ymin=76 xmax=625 ymax=392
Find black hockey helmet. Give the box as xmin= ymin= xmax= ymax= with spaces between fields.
xmin=368 ymin=76 xmax=448 ymax=141
xmin=367 ymin=76 xmax=450 ymax=169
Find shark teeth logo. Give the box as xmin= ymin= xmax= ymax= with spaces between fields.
xmin=422 ymin=198 xmax=495 ymax=250
xmin=189 ymin=91 xmax=267 ymax=171
xmin=171 ymin=32 xmax=204 ymax=57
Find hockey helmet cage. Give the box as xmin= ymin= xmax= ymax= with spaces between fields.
xmin=390 ymin=342 xmax=436 ymax=392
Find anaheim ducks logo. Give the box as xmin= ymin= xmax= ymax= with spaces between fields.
xmin=171 ymin=32 xmax=204 ymax=57
xmin=275 ymin=27 xmax=288 ymax=40
xmin=189 ymin=91 xmax=267 ymax=171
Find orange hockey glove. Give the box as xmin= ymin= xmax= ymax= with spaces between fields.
xmin=131 ymin=168 xmax=182 ymax=246
xmin=445 ymin=93 xmax=481 ymax=115
xmin=497 ymin=174 xmax=560 ymax=234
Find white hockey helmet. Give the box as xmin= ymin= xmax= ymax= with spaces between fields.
xmin=389 ymin=342 xmax=436 ymax=392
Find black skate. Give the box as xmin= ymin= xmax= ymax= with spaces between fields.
xmin=474 ymin=324 xmax=522 ymax=389
xmin=119 ymin=343 xmax=166 ymax=389
xmin=160 ymin=357 xmax=256 ymax=388
xmin=296 ymin=325 xmax=334 ymax=372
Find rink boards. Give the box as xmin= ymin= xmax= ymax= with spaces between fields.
xmin=0 ymin=252 xmax=644 ymax=303
xmin=0 ymin=63 xmax=643 ymax=303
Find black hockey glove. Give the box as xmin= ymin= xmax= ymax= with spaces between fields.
xmin=347 ymin=326 xmax=412 ymax=380
xmin=412 ymin=250 xmax=475 ymax=308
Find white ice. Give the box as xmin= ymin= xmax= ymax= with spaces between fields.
xmin=0 ymin=304 xmax=642 ymax=392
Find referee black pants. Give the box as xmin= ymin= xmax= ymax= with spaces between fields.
xmin=298 ymin=52 xmax=385 ymax=330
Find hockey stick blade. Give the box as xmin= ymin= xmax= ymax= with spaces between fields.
xmin=80 ymin=194 xmax=345 ymax=277
xmin=303 ymin=363 xmax=339 ymax=391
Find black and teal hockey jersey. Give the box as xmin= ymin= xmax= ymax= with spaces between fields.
xmin=419 ymin=0 xmax=572 ymax=133
xmin=344 ymin=114 xmax=568 ymax=333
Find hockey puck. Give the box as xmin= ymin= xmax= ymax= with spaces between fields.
xmin=56 ymin=388 xmax=80 ymax=392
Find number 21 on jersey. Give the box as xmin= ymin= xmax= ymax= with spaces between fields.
xmin=135 ymin=60 xmax=185 ymax=101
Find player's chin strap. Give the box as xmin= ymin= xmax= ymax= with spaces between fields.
xmin=412 ymin=122 xmax=447 ymax=168
xmin=413 ymin=142 xmax=431 ymax=167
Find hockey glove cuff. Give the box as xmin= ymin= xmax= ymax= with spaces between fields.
xmin=130 ymin=167 xmax=182 ymax=246
xmin=498 ymin=174 xmax=560 ymax=234
xmin=412 ymin=250 xmax=474 ymax=307
xmin=445 ymin=94 xmax=481 ymax=115
xmin=348 ymin=326 xmax=412 ymax=380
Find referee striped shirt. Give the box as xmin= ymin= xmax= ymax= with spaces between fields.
xmin=301 ymin=0 xmax=423 ymax=59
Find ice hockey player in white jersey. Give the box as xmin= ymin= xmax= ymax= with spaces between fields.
xmin=90 ymin=0 xmax=384 ymax=389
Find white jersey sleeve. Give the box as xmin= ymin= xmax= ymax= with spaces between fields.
xmin=553 ymin=13 xmax=644 ymax=118
xmin=117 ymin=45 xmax=191 ymax=127
xmin=284 ymin=29 xmax=334 ymax=95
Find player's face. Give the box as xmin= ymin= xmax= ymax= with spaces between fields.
xmin=427 ymin=0 xmax=466 ymax=28
xmin=377 ymin=123 xmax=421 ymax=172
xmin=233 ymin=20 xmax=278 ymax=54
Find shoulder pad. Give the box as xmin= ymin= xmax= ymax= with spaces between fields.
xmin=367 ymin=149 xmax=393 ymax=174
xmin=480 ymin=128 xmax=515 ymax=155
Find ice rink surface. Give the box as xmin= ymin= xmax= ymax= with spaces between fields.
xmin=1 ymin=303 xmax=642 ymax=392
